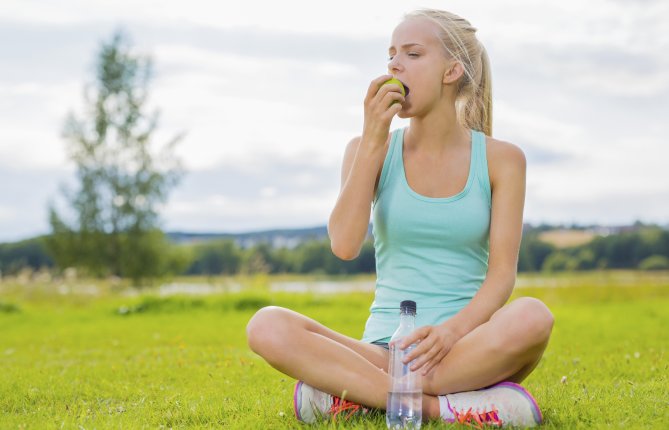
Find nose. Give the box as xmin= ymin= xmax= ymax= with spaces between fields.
xmin=388 ymin=56 xmax=402 ymax=74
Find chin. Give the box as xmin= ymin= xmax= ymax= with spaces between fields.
xmin=398 ymin=111 xmax=412 ymax=119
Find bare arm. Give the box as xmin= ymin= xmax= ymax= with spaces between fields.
xmin=328 ymin=75 xmax=405 ymax=260
xmin=327 ymin=137 xmax=383 ymax=260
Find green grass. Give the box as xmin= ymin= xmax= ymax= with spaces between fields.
xmin=1 ymin=271 xmax=668 ymax=429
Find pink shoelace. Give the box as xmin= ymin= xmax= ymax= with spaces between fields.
xmin=327 ymin=396 xmax=369 ymax=422
xmin=452 ymin=405 xmax=503 ymax=428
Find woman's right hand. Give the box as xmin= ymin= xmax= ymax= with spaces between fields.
xmin=361 ymin=74 xmax=405 ymax=150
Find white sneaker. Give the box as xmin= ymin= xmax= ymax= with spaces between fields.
xmin=293 ymin=380 xmax=370 ymax=423
xmin=442 ymin=381 xmax=543 ymax=428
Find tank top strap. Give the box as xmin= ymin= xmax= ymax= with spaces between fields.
xmin=472 ymin=130 xmax=492 ymax=208
xmin=374 ymin=128 xmax=404 ymax=201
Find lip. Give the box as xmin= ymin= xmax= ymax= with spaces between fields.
xmin=400 ymin=81 xmax=410 ymax=96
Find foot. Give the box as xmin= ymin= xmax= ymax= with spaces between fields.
xmin=441 ymin=381 xmax=543 ymax=428
xmin=293 ymin=380 xmax=370 ymax=423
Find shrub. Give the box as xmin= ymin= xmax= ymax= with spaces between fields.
xmin=638 ymin=255 xmax=669 ymax=271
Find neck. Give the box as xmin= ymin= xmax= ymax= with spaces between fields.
xmin=406 ymin=100 xmax=470 ymax=153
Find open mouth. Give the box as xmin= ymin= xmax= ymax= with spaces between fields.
xmin=401 ymin=81 xmax=410 ymax=97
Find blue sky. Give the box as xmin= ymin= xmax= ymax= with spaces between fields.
xmin=1 ymin=0 xmax=668 ymax=241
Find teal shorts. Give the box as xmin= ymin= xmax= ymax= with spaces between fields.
xmin=371 ymin=340 xmax=390 ymax=350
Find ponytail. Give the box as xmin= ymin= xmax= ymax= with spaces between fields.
xmin=405 ymin=9 xmax=493 ymax=136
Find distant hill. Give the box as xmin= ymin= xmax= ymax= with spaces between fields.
xmin=167 ymin=224 xmax=376 ymax=249
xmin=167 ymin=222 xmax=667 ymax=250
xmin=167 ymin=225 xmax=330 ymax=249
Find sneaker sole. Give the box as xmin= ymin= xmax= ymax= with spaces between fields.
xmin=494 ymin=381 xmax=543 ymax=424
xmin=293 ymin=380 xmax=304 ymax=422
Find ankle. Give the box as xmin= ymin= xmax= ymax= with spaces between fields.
xmin=423 ymin=395 xmax=441 ymax=419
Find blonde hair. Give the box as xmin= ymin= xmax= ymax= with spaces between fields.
xmin=404 ymin=9 xmax=493 ymax=136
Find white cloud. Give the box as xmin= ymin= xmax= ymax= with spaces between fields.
xmin=146 ymin=44 xmax=365 ymax=170
xmin=0 ymin=80 xmax=82 ymax=169
xmin=0 ymin=0 xmax=79 ymax=25
xmin=0 ymin=0 xmax=397 ymax=36
xmin=164 ymin=191 xmax=337 ymax=232
xmin=0 ymin=127 xmax=68 ymax=169
xmin=0 ymin=206 xmax=16 ymax=223
xmin=570 ymin=68 xmax=669 ymax=97
xmin=494 ymin=100 xmax=584 ymax=156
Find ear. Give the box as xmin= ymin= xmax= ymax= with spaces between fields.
xmin=442 ymin=61 xmax=464 ymax=84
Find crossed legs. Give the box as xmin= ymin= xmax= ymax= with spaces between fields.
xmin=246 ymin=297 xmax=553 ymax=420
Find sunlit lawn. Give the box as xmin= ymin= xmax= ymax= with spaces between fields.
xmin=1 ymin=271 xmax=668 ymax=429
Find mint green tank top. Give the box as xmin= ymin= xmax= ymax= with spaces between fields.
xmin=361 ymin=127 xmax=492 ymax=343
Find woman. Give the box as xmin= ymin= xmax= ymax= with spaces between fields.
xmin=247 ymin=8 xmax=553 ymax=427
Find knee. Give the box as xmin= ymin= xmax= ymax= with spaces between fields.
xmin=501 ymin=297 xmax=554 ymax=351
xmin=246 ymin=306 xmax=290 ymax=357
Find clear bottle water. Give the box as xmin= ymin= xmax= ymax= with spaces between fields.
xmin=386 ymin=300 xmax=422 ymax=429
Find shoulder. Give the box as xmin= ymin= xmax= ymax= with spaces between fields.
xmin=341 ymin=133 xmax=394 ymax=191
xmin=486 ymin=136 xmax=527 ymax=169
xmin=483 ymin=135 xmax=526 ymax=187
xmin=484 ymin=135 xmax=526 ymax=168
xmin=343 ymin=132 xmax=394 ymax=160
xmin=345 ymin=136 xmax=362 ymax=157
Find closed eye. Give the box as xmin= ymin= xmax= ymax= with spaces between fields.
xmin=388 ymin=52 xmax=421 ymax=61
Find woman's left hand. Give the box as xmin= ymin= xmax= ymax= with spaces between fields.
xmin=396 ymin=324 xmax=459 ymax=375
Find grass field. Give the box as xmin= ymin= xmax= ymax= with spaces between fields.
xmin=1 ymin=271 xmax=668 ymax=429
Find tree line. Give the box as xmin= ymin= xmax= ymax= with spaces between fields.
xmin=519 ymin=225 xmax=669 ymax=272
xmin=2 ymin=224 xmax=668 ymax=279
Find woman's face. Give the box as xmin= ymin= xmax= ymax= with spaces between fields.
xmin=388 ymin=17 xmax=452 ymax=118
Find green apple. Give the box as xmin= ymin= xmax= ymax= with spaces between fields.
xmin=383 ymin=77 xmax=406 ymax=97
xmin=383 ymin=78 xmax=406 ymax=106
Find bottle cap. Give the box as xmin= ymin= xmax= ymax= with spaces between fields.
xmin=400 ymin=300 xmax=417 ymax=315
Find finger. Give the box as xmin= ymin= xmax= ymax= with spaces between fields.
xmin=394 ymin=333 xmax=424 ymax=347
xmin=371 ymin=80 xmax=406 ymax=109
xmin=378 ymin=83 xmax=403 ymax=97
xmin=379 ymin=102 xmax=403 ymax=122
xmin=422 ymin=359 xmax=441 ymax=375
xmin=409 ymin=346 xmax=439 ymax=371
xmin=399 ymin=327 xmax=425 ymax=349
xmin=382 ymin=92 xmax=405 ymax=109
xmin=400 ymin=328 xmax=427 ymax=349
xmin=423 ymin=348 xmax=449 ymax=375
xmin=374 ymin=84 xmax=405 ymax=107
xmin=420 ymin=346 xmax=446 ymax=372
xmin=422 ymin=361 xmax=437 ymax=376
xmin=365 ymin=74 xmax=394 ymax=102
xmin=410 ymin=353 xmax=434 ymax=372
xmin=412 ymin=336 xmax=443 ymax=365
xmin=403 ymin=337 xmax=434 ymax=363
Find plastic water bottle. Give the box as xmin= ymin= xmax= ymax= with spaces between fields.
xmin=386 ymin=300 xmax=422 ymax=429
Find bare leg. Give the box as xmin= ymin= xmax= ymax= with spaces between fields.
xmin=246 ymin=297 xmax=553 ymax=420
xmin=246 ymin=306 xmax=391 ymax=408
xmin=421 ymin=297 xmax=554 ymax=418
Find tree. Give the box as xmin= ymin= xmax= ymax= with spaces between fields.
xmin=638 ymin=255 xmax=669 ymax=271
xmin=48 ymin=30 xmax=183 ymax=284
xmin=186 ymin=240 xmax=242 ymax=276
xmin=0 ymin=237 xmax=54 ymax=277
xmin=518 ymin=233 xmax=555 ymax=272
